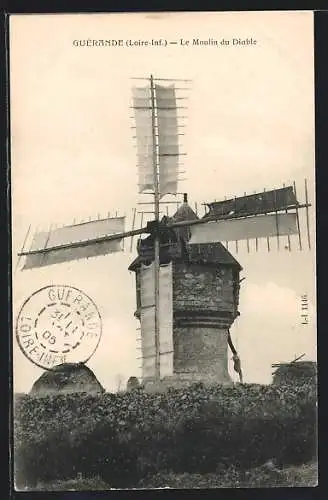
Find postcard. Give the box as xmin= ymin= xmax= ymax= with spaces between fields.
xmin=10 ymin=11 xmax=317 ymax=490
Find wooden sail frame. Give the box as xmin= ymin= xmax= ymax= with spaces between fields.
xmin=131 ymin=75 xmax=190 ymax=380
xmin=18 ymin=197 xmax=311 ymax=258
xmin=150 ymin=74 xmax=161 ymax=379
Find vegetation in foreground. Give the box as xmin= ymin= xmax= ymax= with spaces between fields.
xmin=14 ymin=381 xmax=317 ymax=489
xmin=23 ymin=461 xmax=318 ymax=490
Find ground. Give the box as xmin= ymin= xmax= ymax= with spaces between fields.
xmin=21 ymin=461 xmax=318 ymax=490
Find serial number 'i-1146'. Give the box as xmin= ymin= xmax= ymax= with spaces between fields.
xmin=301 ymin=294 xmax=309 ymax=325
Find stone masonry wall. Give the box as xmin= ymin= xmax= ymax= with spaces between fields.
xmin=172 ymin=262 xmax=235 ymax=382
xmin=172 ymin=262 xmax=235 ymax=314
xmin=173 ymin=327 xmax=230 ymax=382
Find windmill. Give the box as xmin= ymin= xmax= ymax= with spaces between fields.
xmin=16 ymin=75 xmax=312 ymax=389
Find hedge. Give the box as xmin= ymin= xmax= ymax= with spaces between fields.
xmin=14 ymin=381 xmax=317 ymax=489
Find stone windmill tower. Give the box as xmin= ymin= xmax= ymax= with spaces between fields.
xmin=129 ymin=194 xmax=242 ymax=388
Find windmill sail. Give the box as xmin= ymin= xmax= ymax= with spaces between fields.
xmin=156 ymin=84 xmax=180 ymax=197
xmin=206 ymin=187 xmax=298 ymax=218
xmin=132 ymin=81 xmax=185 ymax=198
xmin=132 ymin=86 xmax=154 ymax=192
xmin=22 ymin=216 xmax=125 ymax=270
xmin=189 ymin=213 xmax=298 ymax=244
xmin=188 ymin=185 xmax=306 ymax=246
xmin=139 ymin=261 xmax=174 ymax=379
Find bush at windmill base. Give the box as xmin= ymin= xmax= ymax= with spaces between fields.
xmin=14 ymin=381 xmax=317 ymax=489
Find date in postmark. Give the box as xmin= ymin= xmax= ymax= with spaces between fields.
xmin=16 ymin=285 xmax=102 ymax=370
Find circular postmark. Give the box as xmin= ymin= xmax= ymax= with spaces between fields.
xmin=16 ymin=285 xmax=102 ymax=370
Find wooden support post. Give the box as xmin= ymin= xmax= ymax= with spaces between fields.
xmin=244 ymin=192 xmax=250 ymax=253
xmin=282 ymin=183 xmax=291 ymax=251
xmin=274 ymin=189 xmax=280 ymax=251
xmin=224 ymin=196 xmax=229 ymax=249
xmin=234 ymin=196 xmax=238 ymax=253
xmin=15 ymin=224 xmax=31 ymax=272
xmin=150 ymin=74 xmax=161 ymax=380
xmin=252 ymin=191 xmax=259 ymax=252
xmin=263 ymin=188 xmax=270 ymax=252
xmin=130 ymin=207 xmax=137 ymax=252
xmin=293 ymin=181 xmax=302 ymax=251
xmin=305 ymin=178 xmax=311 ymax=250
xmin=41 ymin=223 xmax=53 ymax=266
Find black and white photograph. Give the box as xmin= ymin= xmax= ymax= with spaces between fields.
xmin=10 ymin=11 xmax=317 ymax=490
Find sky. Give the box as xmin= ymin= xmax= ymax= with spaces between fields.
xmin=10 ymin=11 xmax=316 ymax=393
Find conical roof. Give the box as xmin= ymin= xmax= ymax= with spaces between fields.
xmin=170 ymin=201 xmax=199 ymax=245
xmin=172 ymin=201 xmax=199 ymax=222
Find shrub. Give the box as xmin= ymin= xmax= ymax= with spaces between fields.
xmin=13 ymin=382 xmax=317 ymax=489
